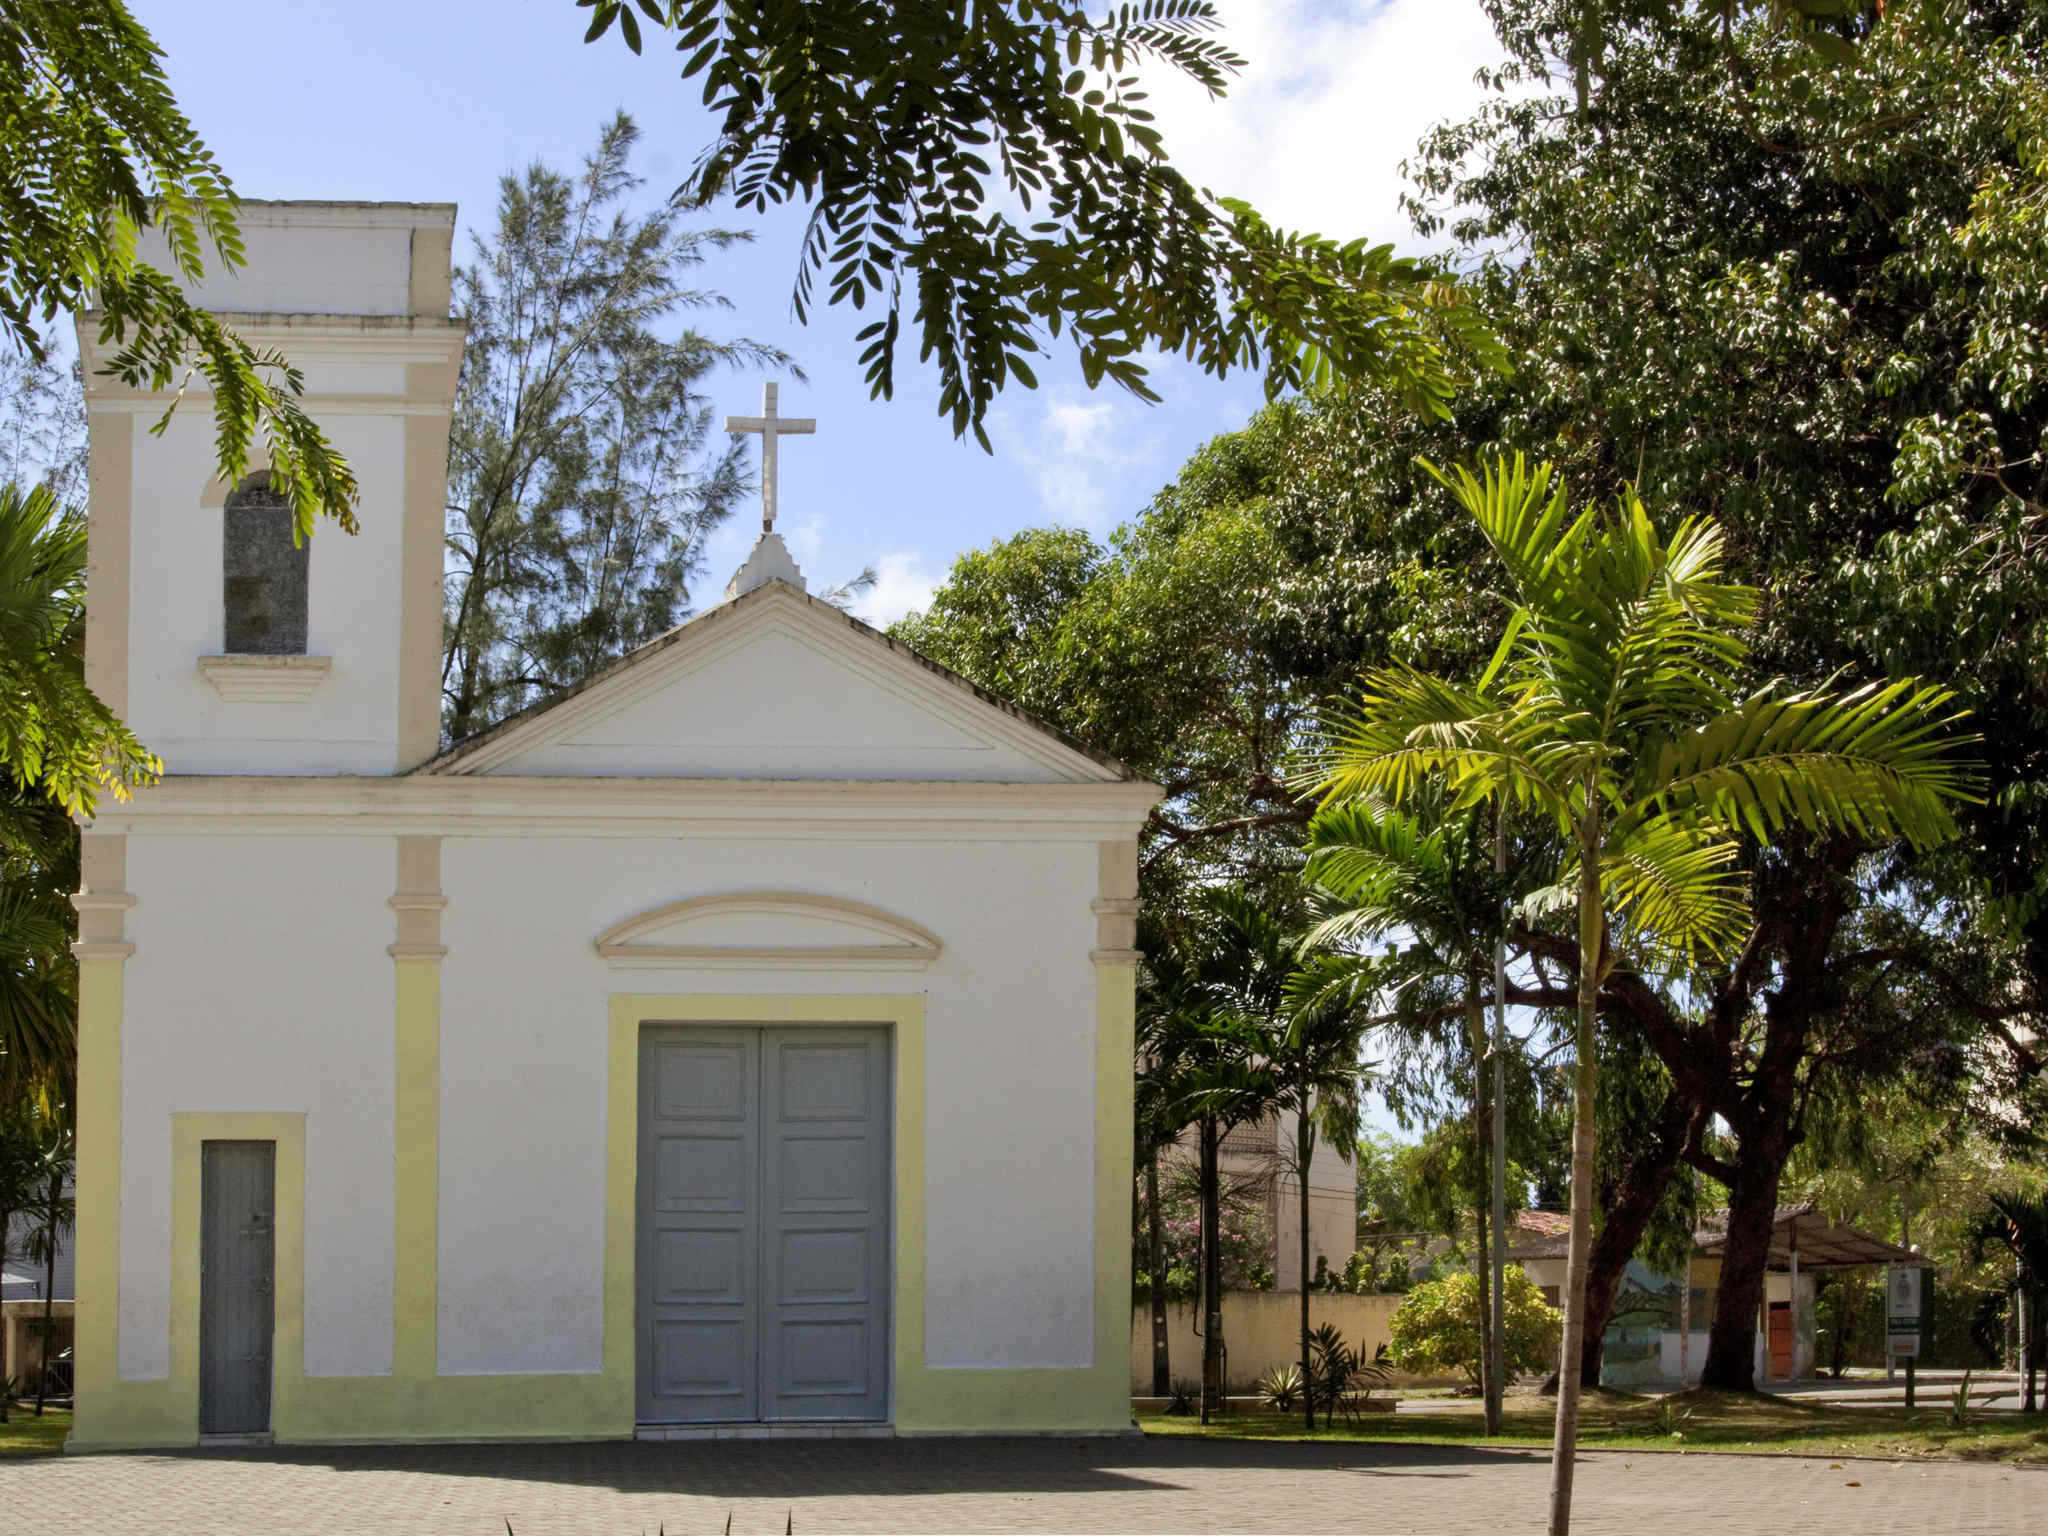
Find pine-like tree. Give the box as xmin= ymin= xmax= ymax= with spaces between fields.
xmin=441 ymin=114 xmax=791 ymax=742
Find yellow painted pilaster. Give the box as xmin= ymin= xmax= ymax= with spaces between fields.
xmin=68 ymin=834 xmax=142 ymax=1449
xmin=390 ymin=834 xmax=444 ymax=1403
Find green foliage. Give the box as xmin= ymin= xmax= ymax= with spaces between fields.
xmin=895 ymin=404 xmax=1458 ymax=902
xmin=0 ymin=0 xmax=357 ymax=532
xmin=1340 ymin=1246 xmax=1413 ymax=1296
xmin=892 ymin=528 xmax=1102 ymax=723
xmin=0 ymin=1099 xmax=68 ymax=1421
xmin=1410 ymin=0 xmax=2048 ymax=1038
xmin=1386 ymin=1268 xmax=1561 ymax=1383
xmin=1305 ymin=456 xmax=1975 ymax=969
xmin=0 ymin=484 xmax=156 ymax=819
xmin=1302 ymin=1322 xmax=1391 ymax=1420
xmin=1254 ymin=1363 xmax=1301 ymax=1413
xmin=1814 ymin=1270 xmax=1883 ymax=1376
xmin=576 ymin=0 xmax=1500 ymax=445
xmin=1948 ymin=1369 xmax=1975 ymax=1430
xmin=442 ymin=114 xmax=789 ymax=741
xmin=1353 ymin=1131 xmax=1416 ymax=1237
xmin=0 ymin=771 xmax=77 ymax=1108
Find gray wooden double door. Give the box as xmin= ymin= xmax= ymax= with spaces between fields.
xmin=199 ymin=1140 xmax=275 ymax=1435
xmin=636 ymin=1027 xmax=891 ymax=1423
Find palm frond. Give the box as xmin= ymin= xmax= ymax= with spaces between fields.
xmin=1644 ymin=679 xmax=1979 ymax=853
xmin=1598 ymin=815 xmax=1749 ymax=964
xmin=0 ymin=482 xmax=160 ymax=814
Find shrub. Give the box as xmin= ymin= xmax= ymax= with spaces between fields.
xmin=1385 ymin=1268 xmax=1561 ymax=1382
xmin=1342 ymin=1246 xmax=1413 ymax=1294
xmin=1256 ymin=1363 xmax=1302 ymax=1411
xmin=1131 ymin=1166 xmax=1275 ymax=1301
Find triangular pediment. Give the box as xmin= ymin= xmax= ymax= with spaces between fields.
xmin=418 ymin=581 xmax=1127 ymax=783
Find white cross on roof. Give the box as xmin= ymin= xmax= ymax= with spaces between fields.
xmin=724 ymin=381 xmax=816 ymax=534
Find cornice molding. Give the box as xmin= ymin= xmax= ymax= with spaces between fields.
xmin=386 ymin=943 xmax=449 ymax=961
xmin=90 ymin=396 xmax=455 ymax=417
xmin=79 ymin=315 xmax=466 ymax=394
xmin=71 ymin=891 xmax=138 ymax=913
xmin=82 ymin=775 xmax=1162 ymax=843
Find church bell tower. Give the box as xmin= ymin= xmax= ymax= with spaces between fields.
xmin=80 ymin=201 xmax=465 ymax=776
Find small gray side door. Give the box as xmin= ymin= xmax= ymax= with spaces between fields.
xmin=199 ymin=1140 xmax=275 ymax=1435
xmin=760 ymin=1028 xmax=890 ymax=1421
xmin=637 ymin=1031 xmax=760 ymax=1423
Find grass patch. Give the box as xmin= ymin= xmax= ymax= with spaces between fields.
xmin=0 ymin=1406 xmax=71 ymax=1458
xmin=1139 ymin=1388 xmax=2048 ymax=1464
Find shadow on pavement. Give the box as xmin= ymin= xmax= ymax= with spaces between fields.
xmin=114 ymin=1433 xmax=1551 ymax=1498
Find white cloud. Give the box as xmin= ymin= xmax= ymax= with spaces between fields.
xmin=1142 ymin=0 xmax=1506 ymax=251
xmin=997 ymin=387 xmax=1165 ymax=531
xmin=856 ymin=550 xmax=942 ymax=629
xmin=783 ymin=513 xmax=827 ymax=564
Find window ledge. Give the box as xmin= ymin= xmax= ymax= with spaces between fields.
xmin=198 ymin=654 xmax=333 ymax=702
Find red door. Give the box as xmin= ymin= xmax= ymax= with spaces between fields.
xmin=1767 ymin=1301 xmax=1793 ymax=1380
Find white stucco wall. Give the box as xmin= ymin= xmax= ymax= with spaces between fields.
xmin=118 ymin=406 xmax=410 ymax=776
xmin=118 ymin=835 xmax=397 ymax=1379
xmin=433 ymin=832 xmax=1101 ymax=1374
xmin=135 ymin=207 xmax=427 ymax=317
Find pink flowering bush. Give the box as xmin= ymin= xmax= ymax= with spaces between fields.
xmin=1134 ymin=1171 xmax=1274 ymax=1298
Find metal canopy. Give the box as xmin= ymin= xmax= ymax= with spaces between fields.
xmin=1691 ymin=1203 xmax=1923 ymax=1271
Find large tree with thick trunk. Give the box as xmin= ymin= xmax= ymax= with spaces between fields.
xmin=1512 ymin=834 xmax=2003 ymax=1390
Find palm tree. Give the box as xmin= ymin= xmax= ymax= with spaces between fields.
xmin=0 ymin=482 xmax=157 ymax=818
xmin=1974 ymin=1191 xmax=2048 ymax=1413
xmin=0 ymin=1103 xmax=42 ymax=1421
xmin=1152 ymin=888 xmax=1372 ymax=1432
xmin=22 ymin=1118 xmax=71 ymax=1415
xmin=1138 ymin=898 xmax=1281 ymax=1422
xmin=0 ymin=772 xmax=80 ymax=1109
xmin=1302 ymin=457 xmax=1974 ymax=1536
xmin=1298 ymin=793 xmax=1522 ymax=1433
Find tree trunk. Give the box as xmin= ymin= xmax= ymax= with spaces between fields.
xmin=1147 ymin=1148 xmax=1170 ymax=1397
xmin=1297 ymin=1097 xmax=1315 ymax=1432
xmin=0 ymin=1199 xmax=11 ymax=1421
xmin=1546 ymin=822 xmax=1604 ymax=1536
xmin=1700 ymin=1159 xmax=1784 ymax=1391
xmin=1200 ymin=1116 xmax=1223 ymax=1422
xmin=33 ymin=1182 xmax=56 ymax=1416
xmin=1469 ymin=985 xmax=1498 ymax=1433
xmin=1576 ymin=1086 xmax=1690 ymax=1388
xmin=2020 ymin=1270 xmax=2035 ymax=1414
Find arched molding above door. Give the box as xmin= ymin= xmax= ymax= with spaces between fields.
xmin=593 ymin=890 xmax=943 ymax=971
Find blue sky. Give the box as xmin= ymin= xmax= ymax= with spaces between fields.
xmin=140 ymin=0 xmax=1509 ymax=624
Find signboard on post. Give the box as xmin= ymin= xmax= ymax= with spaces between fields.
xmin=1887 ymin=1265 xmax=1924 ymax=1361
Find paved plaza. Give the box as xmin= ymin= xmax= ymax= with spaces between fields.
xmin=2 ymin=1434 xmax=2039 ymax=1535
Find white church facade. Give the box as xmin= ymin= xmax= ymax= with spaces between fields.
xmin=67 ymin=203 xmax=1158 ymax=1448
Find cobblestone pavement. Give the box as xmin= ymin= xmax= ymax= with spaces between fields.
xmin=3 ymin=1435 xmax=2039 ymax=1534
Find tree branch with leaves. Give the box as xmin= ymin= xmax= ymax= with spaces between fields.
xmin=575 ymin=0 xmax=1503 ymax=444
